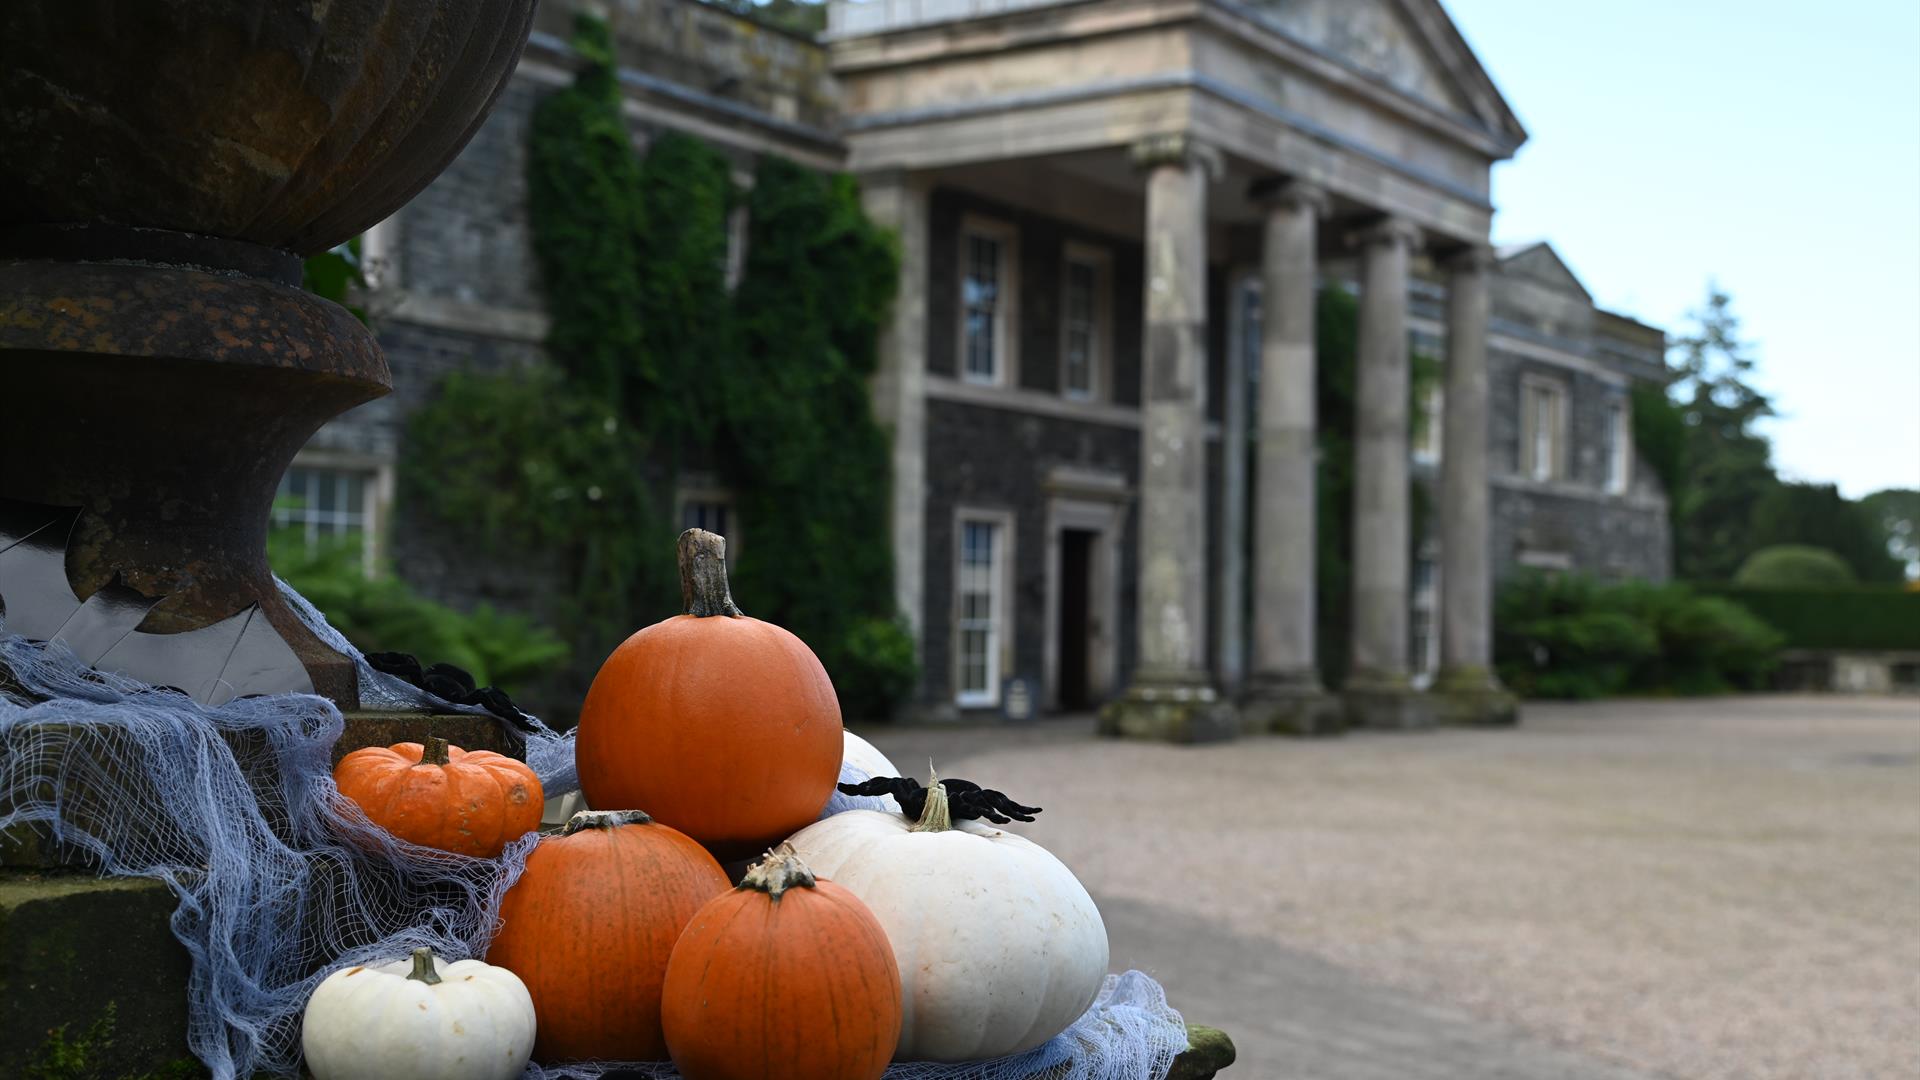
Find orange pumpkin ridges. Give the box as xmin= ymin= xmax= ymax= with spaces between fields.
xmin=333 ymin=736 xmax=542 ymax=858
xmin=486 ymin=809 xmax=730 ymax=1063
xmin=575 ymin=528 xmax=844 ymax=858
xmin=662 ymin=847 xmax=902 ymax=1080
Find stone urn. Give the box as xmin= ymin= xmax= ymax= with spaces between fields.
xmin=0 ymin=0 xmax=539 ymax=708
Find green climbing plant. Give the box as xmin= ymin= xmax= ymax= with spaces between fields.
xmin=400 ymin=14 xmax=915 ymax=718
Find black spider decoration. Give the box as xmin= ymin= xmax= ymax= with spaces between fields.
xmin=837 ymin=776 xmax=1042 ymax=825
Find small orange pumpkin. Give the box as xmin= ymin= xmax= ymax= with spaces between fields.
xmin=576 ymin=529 xmax=842 ymax=857
xmin=662 ymin=847 xmax=902 ymax=1080
xmin=333 ymin=736 xmax=541 ymax=857
xmin=486 ymin=809 xmax=729 ymax=1063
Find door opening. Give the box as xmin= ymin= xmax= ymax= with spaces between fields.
xmin=1057 ymin=528 xmax=1097 ymax=712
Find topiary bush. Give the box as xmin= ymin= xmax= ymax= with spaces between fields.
xmin=1733 ymin=544 xmax=1858 ymax=588
xmin=1495 ymin=573 xmax=1781 ymax=698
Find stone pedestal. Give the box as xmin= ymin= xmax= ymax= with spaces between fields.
xmin=1099 ymin=679 xmax=1240 ymax=744
xmin=1432 ymin=666 xmax=1519 ymax=727
xmin=1241 ymin=672 xmax=1344 ymax=736
xmin=1343 ymin=675 xmax=1439 ymax=730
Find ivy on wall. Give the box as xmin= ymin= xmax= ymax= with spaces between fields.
xmin=402 ymin=15 xmax=914 ymax=719
xmin=726 ymin=157 xmax=909 ymax=720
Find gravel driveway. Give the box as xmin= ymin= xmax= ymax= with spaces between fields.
xmin=855 ymin=695 xmax=1920 ymax=1080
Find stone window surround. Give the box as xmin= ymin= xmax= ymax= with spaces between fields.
xmin=957 ymin=213 xmax=1020 ymax=389
xmin=1518 ymin=372 xmax=1570 ymax=483
xmin=676 ymin=473 xmax=740 ymax=564
xmin=275 ymin=451 xmax=395 ymax=577
xmin=952 ymin=506 xmax=1017 ymax=708
xmin=1058 ymin=240 xmax=1114 ymax=403
xmin=1603 ymin=394 xmax=1633 ymax=496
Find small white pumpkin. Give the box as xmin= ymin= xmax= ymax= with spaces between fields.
xmin=785 ymin=775 xmax=1108 ymax=1062
xmin=302 ymin=946 xmax=536 ymax=1080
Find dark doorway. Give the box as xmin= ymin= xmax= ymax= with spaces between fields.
xmin=1057 ymin=528 xmax=1096 ymax=711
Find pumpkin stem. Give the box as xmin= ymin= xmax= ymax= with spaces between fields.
xmin=417 ymin=736 xmax=451 ymax=767
xmin=740 ymin=844 xmax=817 ymax=901
xmin=406 ymin=946 xmax=443 ymax=986
xmin=679 ymin=528 xmax=743 ymax=618
xmin=909 ymin=774 xmax=953 ymax=834
xmin=561 ymin=808 xmax=652 ymax=835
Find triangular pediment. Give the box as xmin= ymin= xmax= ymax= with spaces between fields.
xmin=1498 ymin=242 xmax=1593 ymax=302
xmin=1236 ymin=0 xmax=1526 ymax=147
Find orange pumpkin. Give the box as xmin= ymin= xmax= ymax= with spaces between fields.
xmin=576 ymin=529 xmax=842 ymax=857
xmin=333 ymin=737 xmax=541 ymax=857
xmin=485 ymin=809 xmax=729 ymax=1062
xmin=662 ymin=847 xmax=902 ymax=1080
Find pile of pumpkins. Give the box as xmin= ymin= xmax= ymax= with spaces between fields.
xmin=305 ymin=530 xmax=1109 ymax=1080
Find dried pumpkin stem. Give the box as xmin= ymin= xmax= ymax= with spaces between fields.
xmin=406 ymin=946 xmax=442 ymax=986
xmin=561 ymin=809 xmax=652 ymax=835
xmin=679 ymin=528 xmax=743 ymax=618
xmin=418 ymin=736 xmax=451 ymax=767
xmin=741 ymin=844 xmax=817 ymax=901
xmin=909 ymin=769 xmax=953 ymax=834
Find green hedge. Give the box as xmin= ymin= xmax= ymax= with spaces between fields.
xmin=1699 ymin=586 xmax=1920 ymax=652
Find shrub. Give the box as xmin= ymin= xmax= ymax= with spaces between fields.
xmin=271 ymin=531 xmax=570 ymax=691
xmin=828 ymin=616 xmax=921 ymax=723
xmin=1733 ymin=545 xmax=1857 ymax=588
xmin=1495 ymin=572 xmax=1781 ymax=698
xmin=1702 ymin=585 xmax=1920 ymax=652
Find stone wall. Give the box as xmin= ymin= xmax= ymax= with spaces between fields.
xmin=920 ymin=399 xmax=1141 ymax=711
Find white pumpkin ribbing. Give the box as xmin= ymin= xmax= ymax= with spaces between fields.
xmin=302 ymin=948 xmax=536 ymax=1080
xmin=786 ymin=787 xmax=1109 ymax=1062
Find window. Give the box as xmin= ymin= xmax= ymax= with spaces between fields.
xmin=1060 ymin=244 xmax=1110 ymax=400
xmin=1603 ymin=398 xmax=1632 ymax=494
xmin=677 ymin=480 xmax=739 ymax=561
xmin=274 ymin=464 xmax=378 ymax=569
xmin=955 ymin=514 xmax=1010 ymax=707
xmin=1413 ymin=383 xmax=1445 ymax=465
xmin=1519 ymin=375 xmax=1569 ymax=482
xmin=959 ymin=218 xmax=1017 ymax=386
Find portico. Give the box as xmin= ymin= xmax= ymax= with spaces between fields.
xmin=832 ymin=0 xmax=1528 ymax=734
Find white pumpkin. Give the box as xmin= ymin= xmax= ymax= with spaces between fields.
xmin=785 ymin=778 xmax=1108 ymax=1062
xmin=302 ymin=946 xmax=536 ymax=1080
xmin=842 ymin=730 xmax=899 ymax=780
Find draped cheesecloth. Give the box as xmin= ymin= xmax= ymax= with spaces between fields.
xmin=0 ymin=584 xmax=1188 ymax=1079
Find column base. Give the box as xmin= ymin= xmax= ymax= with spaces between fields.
xmin=1432 ymin=666 xmax=1521 ymax=727
xmin=1342 ymin=672 xmax=1436 ymax=730
xmin=1241 ymin=671 xmax=1345 ymax=737
xmin=1099 ymin=677 xmax=1239 ymax=744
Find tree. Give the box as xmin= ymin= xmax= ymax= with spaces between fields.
xmin=1748 ymin=482 xmax=1905 ymax=584
xmin=1862 ymin=488 xmax=1920 ymax=580
xmin=1665 ymin=286 xmax=1778 ymax=581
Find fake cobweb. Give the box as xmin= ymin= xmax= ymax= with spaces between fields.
xmin=0 ymin=584 xmax=1189 ymax=1080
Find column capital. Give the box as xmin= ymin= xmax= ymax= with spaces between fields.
xmin=1130 ymin=133 xmax=1224 ymax=179
xmin=1250 ymin=177 xmax=1330 ymax=217
xmin=1443 ymin=244 xmax=1498 ymax=275
xmin=1347 ymin=215 xmax=1423 ymax=253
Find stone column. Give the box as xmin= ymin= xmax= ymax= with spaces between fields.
xmin=860 ymin=172 xmax=930 ymax=672
xmin=1435 ymin=246 xmax=1518 ymax=725
xmin=1243 ymin=179 xmax=1343 ymax=736
xmin=1344 ymin=216 xmax=1434 ymax=728
xmin=1101 ymin=133 xmax=1237 ymax=743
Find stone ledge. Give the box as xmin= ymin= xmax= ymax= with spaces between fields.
xmin=0 ymin=871 xmax=194 ymax=1077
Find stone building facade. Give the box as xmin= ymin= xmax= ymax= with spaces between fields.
xmin=294 ymin=0 xmax=1670 ymax=729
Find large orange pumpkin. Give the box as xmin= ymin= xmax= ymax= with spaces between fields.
xmin=333 ymin=737 xmax=541 ymax=857
xmin=575 ymin=529 xmax=842 ymax=857
xmin=485 ymin=809 xmax=729 ymax=1062
xmin=662 ymin=847 xmax=902 ymax=1080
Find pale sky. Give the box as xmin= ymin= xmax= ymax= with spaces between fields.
xmin=1445 ymin=0 xmax=1920 ymax=497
